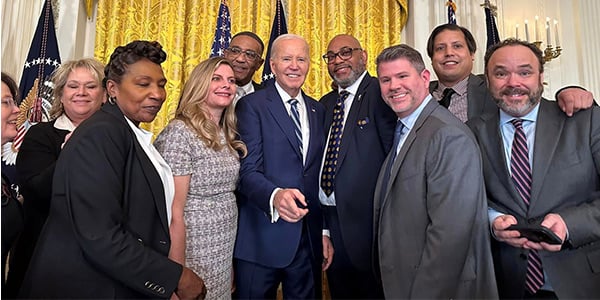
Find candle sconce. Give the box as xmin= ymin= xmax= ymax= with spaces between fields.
xmin=533 ymin=41 xmax=562 ymax=62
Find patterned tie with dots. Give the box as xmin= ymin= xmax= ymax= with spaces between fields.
xmin=321 ymin=91 xmax=350 ymax=196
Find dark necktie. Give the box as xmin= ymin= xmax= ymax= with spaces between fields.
xmin=288 ymin=99 xmax=302 ymax=153
xmin=321 ymin=91 xmax=349 ymax=196
xmin=379 ymin=120 xmax=405 ymax=203
xmin=439 ymin=88 xmax=455 ymax=108
xmin=510 ymin=119 xmax=544 ymax=294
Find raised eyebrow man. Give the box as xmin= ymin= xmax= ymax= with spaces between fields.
xmin=223 ymin=31 xmax=265 ymax=101
xmin=318 ymin=34 xmax=396 ymax=300
xmin=426 ymin=23 xmax=595 ymax=122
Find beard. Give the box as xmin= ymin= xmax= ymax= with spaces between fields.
xmin=493 ymin=83 xmax=543 ymax=117
xmin=333 ymin=63 xmax=366 ymax=88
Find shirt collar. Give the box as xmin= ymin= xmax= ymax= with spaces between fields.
xmin=499 ymin=102 xmax=541 ymax=125
xmin=54 ymin=114 xmax=76 ymax=131
xmin=400 ymin=95 xmax=433 ymax=131
xmin=436 ymin=75 xmax=469 ymax=96
xmin=338 ymin=70 xmax=367 ymax=97
xmin=275 ymin=81 xmax=304 ymax=105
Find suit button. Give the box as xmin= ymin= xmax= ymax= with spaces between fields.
xmin=527 ymin=218 xmax=536 ymax=224
xmin=158 ymin=287 xmax=165 ymax=294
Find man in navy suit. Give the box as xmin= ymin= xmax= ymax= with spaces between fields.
xmin=234 ymin=34 xmax=327 ymax=299
xmin=319 ymin=34 xmax=396 ymax=299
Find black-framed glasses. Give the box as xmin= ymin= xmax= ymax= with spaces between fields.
xmin=322 ymin=47 xmax=362 ymax=64
xmin=225 ymin=46 xmax=261 ymax=62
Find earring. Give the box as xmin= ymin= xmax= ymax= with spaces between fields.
xmin=108 ymin=96 xmax=116 ymax=104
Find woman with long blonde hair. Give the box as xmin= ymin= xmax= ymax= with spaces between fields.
xmin=155 ymin=56 xmax=246 ymax=299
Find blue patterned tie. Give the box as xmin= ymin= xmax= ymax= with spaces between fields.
xmin=288 ymin=99 xmax=302 ymax=153
xmin=379 ymin=120 xmax=405 ymax=203
xmin=510 ymin=119 xmax=544 ymax=294
xmin=321 ymin=91 xmax=350 ymax=196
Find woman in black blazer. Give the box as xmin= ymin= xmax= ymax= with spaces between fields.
xmin=7 ymin=58 xmax=105 ymax=297
xmin=19 ymin=41 xmax=206 ymax=299
xmin=1 ymin=72 xmax=23 ymax=291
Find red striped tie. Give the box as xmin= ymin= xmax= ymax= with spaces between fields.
xmin=510 ymin=119 xmax=544 ymax=294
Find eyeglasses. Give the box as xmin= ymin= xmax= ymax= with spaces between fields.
xmin=1 ymin=97 xmax=18 ymax=108
xmin=225 ymin=46 xmax=261 ymax=62
xmin=322 ymin=47 xmax=362 ymax=64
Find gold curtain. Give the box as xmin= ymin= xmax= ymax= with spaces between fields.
xmin=95 ymin=0 xmax=408 ymax=136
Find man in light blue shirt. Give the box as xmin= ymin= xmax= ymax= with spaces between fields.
xmin=467 ymin=38 xmax=600 ymax=299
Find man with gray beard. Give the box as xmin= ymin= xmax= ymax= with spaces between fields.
xmin=467 ymin=38 xmax=600 ymax=299
xmin=318 ymin=34 xmax=396 ymax=299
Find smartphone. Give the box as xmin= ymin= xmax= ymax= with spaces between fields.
xmin=507 ymin=224 xmax=563 ymax=245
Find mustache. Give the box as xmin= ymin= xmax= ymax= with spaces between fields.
xmin=500 ymin=87 xmax=529 ymax=96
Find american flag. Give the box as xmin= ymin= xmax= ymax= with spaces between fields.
xmin=3 ymin=0 xmax=61 ymax=180
xmin=482 ymin=0 xmax=500 ymax=49
xmin=261 ymin=0 xmax=288 ymax=85
xmin=447 ymin=0 xmax=457 ymax=24
xmin=210 ymin=0 xmax=231 ymax=58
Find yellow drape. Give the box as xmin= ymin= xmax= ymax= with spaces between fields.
xmin=95 ymin=0 xmax=408 ymax=137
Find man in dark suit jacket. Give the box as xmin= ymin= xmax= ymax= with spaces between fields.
xmin=467 ymin=38 xmax=600 ymax=299
xmin=224 ymin=31 xmax=265 ymax=101
xmin=318 ymin=34 xmax=396 ymax=299
xmin=18 ymin=103 xmax=203 ymax=299
xmin=426 ymin=23 xmax=595 ymax=121
xmin=234 ymin=34 xmax=326 ymax=299
xmin=373 ymin=44 xmax=498 ymax=299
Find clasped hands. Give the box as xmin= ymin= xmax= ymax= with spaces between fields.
xmin=492 ymin=213 xmax=567 ymax=252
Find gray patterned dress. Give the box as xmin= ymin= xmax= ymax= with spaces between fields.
xmin=155 ymin=120 xmax=239 ymax=300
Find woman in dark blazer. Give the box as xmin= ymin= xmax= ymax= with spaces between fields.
xmin=1 ymin=72 xmax=23 ymax=291
xmin=19 ymin=41 xmax=206 ymax=299
xmin=7 ymin=58 xmax=105 ymax=297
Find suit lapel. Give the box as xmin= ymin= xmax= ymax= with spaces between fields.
xmin=529 ymin=99 xmax=563 ymax=207
xmin=304 ymin=94 xmax=321 ymax=169
xmin=480 ymin=112 xmax=528 ymax=214
xmin=265 ymin=86 xmax=303 ymax=160
xmin=381 ymin=100 xmax=437 ymax=208
xmin=337 ymin=76 xmax=371 ymax=168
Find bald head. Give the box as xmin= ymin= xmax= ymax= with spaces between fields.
xmin=324 ymin=34 xmax=367 ymax=88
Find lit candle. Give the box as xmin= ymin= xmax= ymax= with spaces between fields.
xmin=524 ymin=20 xmax=530 ymax=42
xmin=546 ymin=17 xmax=551 ymax=45
xmin=535 ymin=16 xmax=539 ymax=41
xmin=516 ymin=24 xmax=519 ymax=39
xmin=554 ymin=19 xmax=560 ymax=47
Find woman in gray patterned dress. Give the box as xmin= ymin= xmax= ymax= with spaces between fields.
xmin=155 ymin=57 xmax=246 ymax=299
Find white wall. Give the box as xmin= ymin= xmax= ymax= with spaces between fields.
xmin=402 ymin=0 xmax=599 ymax=100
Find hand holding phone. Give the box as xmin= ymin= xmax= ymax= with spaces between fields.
xmin=507 ymin=224 xmax=563 ymax=245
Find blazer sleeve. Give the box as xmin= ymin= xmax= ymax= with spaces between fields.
xmin=61 ymin=120 xmax=182 ymax=297
xmin=16 ymin=124 xmax=66 ymax=214
xmin=555 ymin=107 xmax=600 ymax=247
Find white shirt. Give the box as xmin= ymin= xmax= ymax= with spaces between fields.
xmin=125 ymin=117 xmax=175 ymax=225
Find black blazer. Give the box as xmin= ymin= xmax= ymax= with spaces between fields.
xmin=7 ymin=120 xmax=68 ymax=296
xmin=19 ymin=103 xmax=182 ymax=298
xmin=319 ymin=73 xmax=396 ymax=271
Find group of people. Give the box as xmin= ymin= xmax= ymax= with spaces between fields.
xmin=1 ymin=22 xmax=598 ymax=300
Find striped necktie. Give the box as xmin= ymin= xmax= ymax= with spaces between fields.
xmin=510 ymin=118 xmax=544 ymax=294
xmin=288 ymin=99 xmax=302 ymax=153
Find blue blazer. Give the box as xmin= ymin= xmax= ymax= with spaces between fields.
xmin=234 ymin=83 xmax=325 ymax=268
